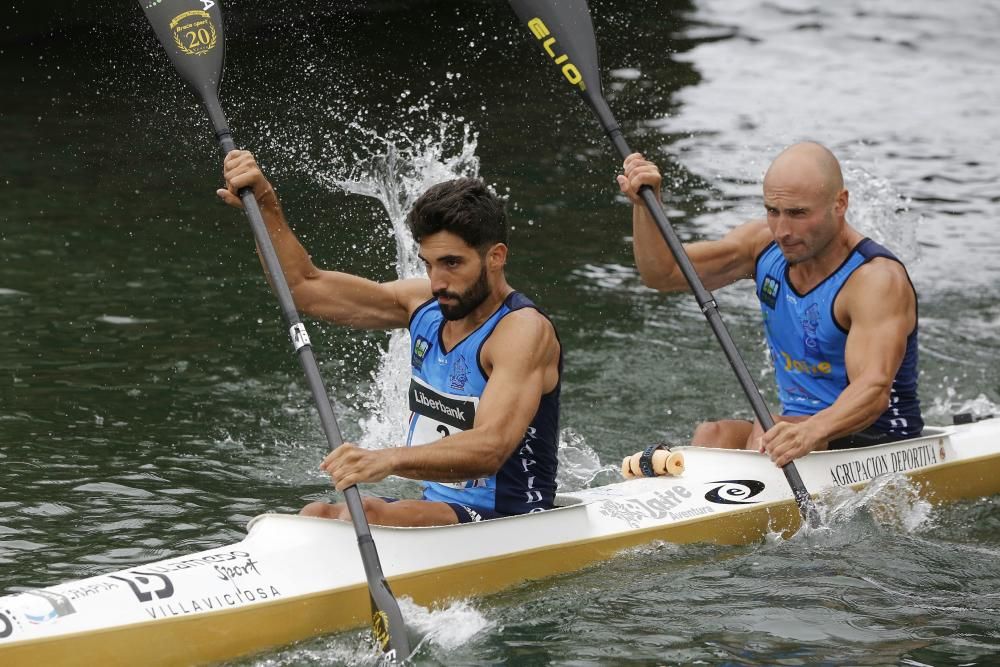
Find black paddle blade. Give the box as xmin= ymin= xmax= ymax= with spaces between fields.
xmin=507 ymin=0 xmax=603 ymax=98
xmin=138 ymin=0 xmax=225 ymax=99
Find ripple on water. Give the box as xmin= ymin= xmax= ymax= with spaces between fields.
xmin=72 ymin=482 xmax=155 ymax=498
xmin=95 ymin=315 xmax=157 ymax=325
xmin=654 ymin=0 xmax=1000 ymax=292
xmin=227 ymin=598 xmax=494 ymax=667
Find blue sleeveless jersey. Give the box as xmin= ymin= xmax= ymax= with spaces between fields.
xmin=754 ymin=239 xmax=922 ymax=437
xmin=406 ymin=292 xmax=561 ymax=515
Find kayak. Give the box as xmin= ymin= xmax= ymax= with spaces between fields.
xmin=1 ymin=417 xmax=998 ymax=666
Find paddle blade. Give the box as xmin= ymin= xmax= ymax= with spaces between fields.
xmin=138 ymin=0 xmax=225 ymax=98
xmin=507 ymin=0 xmax=604 ymax=99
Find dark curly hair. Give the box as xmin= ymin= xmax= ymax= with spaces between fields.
xmin=406 ymin=178 xmax=508 ymax=251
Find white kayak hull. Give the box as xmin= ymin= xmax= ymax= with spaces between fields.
xmin=2 ymin=420 xmax=998 ymax=666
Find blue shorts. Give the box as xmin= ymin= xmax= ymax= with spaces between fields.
xmin=443 ymin=502 xmax=506 ymax=523
xmin=379 ymin=497 xmax=504 ymax=524
xmin=828 ymin=426 xmax=918 ymax=450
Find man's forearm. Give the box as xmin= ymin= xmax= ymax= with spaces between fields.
xmin=809 ymin=382 xmax=890 ymax=442
xmin=254 ymin=193 xmax=318 ymax=294
xmin=388 ymin=430 xmax=508 ymax=482
xmin=632 ymin=204 xmax=683 ymax=291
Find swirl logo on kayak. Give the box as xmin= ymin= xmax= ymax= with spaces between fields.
xmin=705 ymin=480 xmax=766 ymax=505
xmin=0 ymin=611 xmax=13 ymax=639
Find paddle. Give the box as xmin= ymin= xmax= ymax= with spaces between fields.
xmin=506 ymin=0 xmax=821 ymax=527
xmin=135 ymin=0 xmax=411 ymax=658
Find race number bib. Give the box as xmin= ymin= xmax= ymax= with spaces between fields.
xmin=407 ymin=377 xmax=478 ymax=445
xmin=407 ymin=377 xmax=482 ymax=489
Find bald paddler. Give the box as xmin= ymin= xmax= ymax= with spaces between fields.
xmin=219 ymin=151 xmax=562 ymax=526
xmin=617 ymin=142 xmax=922 ymax=467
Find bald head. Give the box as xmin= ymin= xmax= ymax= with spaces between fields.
xmin=762 ymin=142 xmax=854 ymax=265
xmin=764 ymin=142 xmax=844 ymax=203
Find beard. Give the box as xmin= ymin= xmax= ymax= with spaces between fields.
xmin=435 ymin=265 xmax=491 ymax=321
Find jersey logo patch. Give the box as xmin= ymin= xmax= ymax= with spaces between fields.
xmin=760 ymin=274 xmax=780 ymax=309
xmin=411 ymin=336 xmax=431 ymax=370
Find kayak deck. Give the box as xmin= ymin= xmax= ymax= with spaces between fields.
xmin=2 ymin=420 xmax=998 ymax=666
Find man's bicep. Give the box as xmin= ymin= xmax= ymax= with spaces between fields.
xmin=385 ymin=278 xmax=435 ymax=321
xmin=844 ymin=268 xmax=914 ymax=383
xmin=475 ymin=362 xmax=548 ymax=451
xmin=475 ymin=319 xmax=555 ymax=447
xmin=696 ymin=220 xmax=770 ymax=289
xmin=845 ymin=320 xmax=906 ymax=386
xmin=299 ymin=273 xmax=429 ymax=329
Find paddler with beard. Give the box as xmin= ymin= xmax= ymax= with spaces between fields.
xmin=218 ymin=150 xmax=562 ymax=526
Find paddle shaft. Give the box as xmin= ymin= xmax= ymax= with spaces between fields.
xmin=597 ymin=106 xmax=774 ymax=427
xmin=136 ymin=0 xmax=409 ymax=655
xmin=585 ymin=97 xmax=817 ymax=520
xmin=497 ymin=3 xmax=822 ymax=508
xmin=207 ymin=98 xmax=409 ymax=659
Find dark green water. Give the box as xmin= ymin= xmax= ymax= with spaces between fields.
xmin=3 ymin=0 xmax=1000 ymax=664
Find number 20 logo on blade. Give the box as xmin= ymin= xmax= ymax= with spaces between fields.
xmin=169 ymin=10 xmax=218 ymax=56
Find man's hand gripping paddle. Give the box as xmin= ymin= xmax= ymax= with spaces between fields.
xmin=506 ymin=0 xmax=821 ymax=528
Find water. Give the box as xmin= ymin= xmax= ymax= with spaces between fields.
xmin=2 ymin=0 xmax=1000 ymax=664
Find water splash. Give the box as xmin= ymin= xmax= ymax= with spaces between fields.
xmin=818 ymin=472 xmax=935 ymax=533
xmin=556 ymin=428 xmax=619 ymax=491
xmin=328 ymin=125 xmax=480 ymax=279
xmin=927 ymin=390 xmax=998 ymax=421
xmin=250 ymin=597 xmax=493 ymax=666
xmin=842 ymin=162 xmax=922 ymax=265
xmin=762 ymin=472 xmax=937 ymax=548
xmin=287 ymin=121 xmax=481 ymax=449
xmin=402 ymin=597 xmax=494 ymax=655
